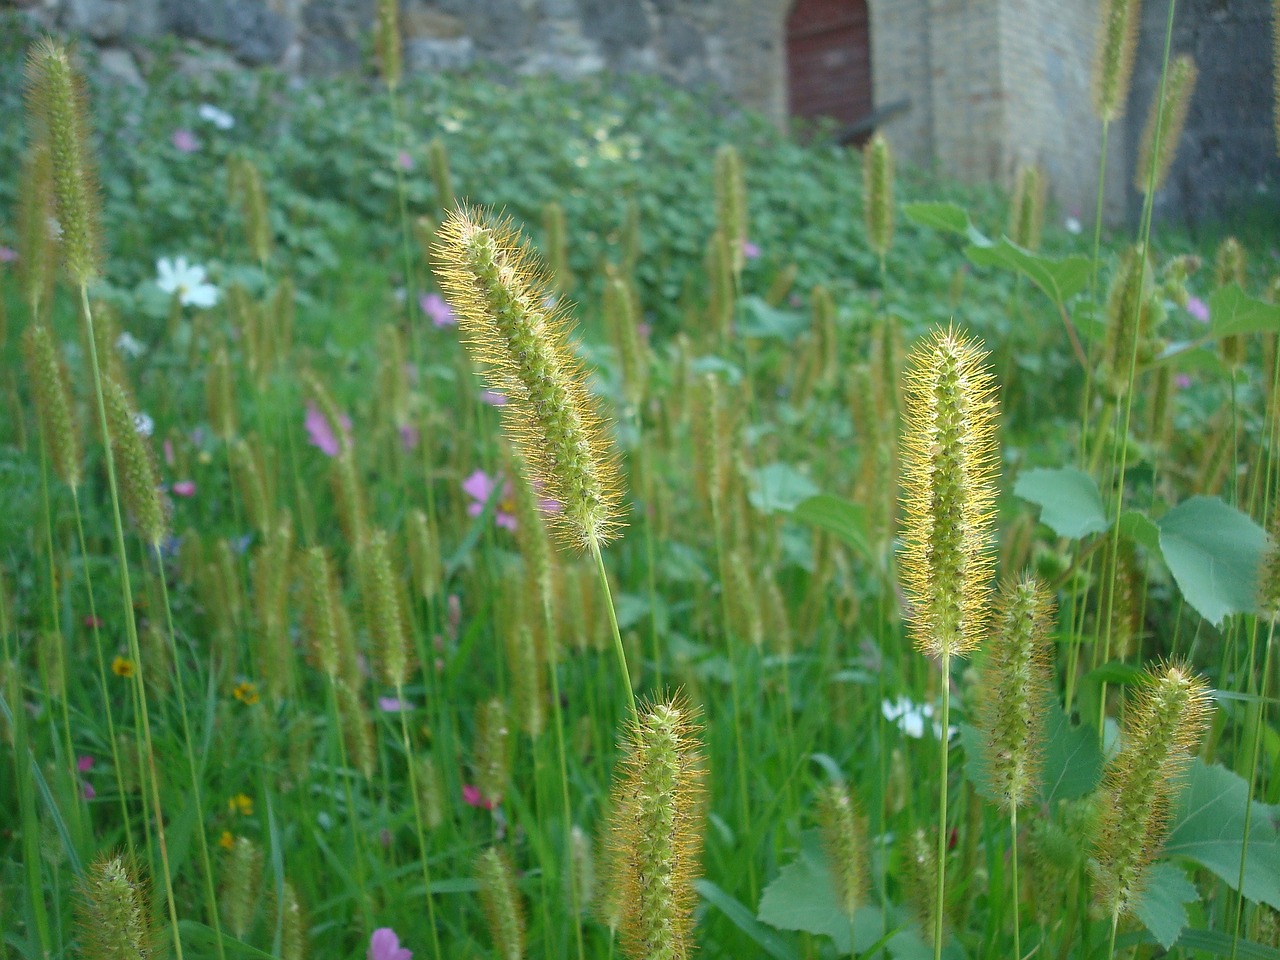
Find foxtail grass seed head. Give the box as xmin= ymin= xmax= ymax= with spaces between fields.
xmin=360 ymin=528 xmax=413 ymax=688
xmin=979 ymin=575 xmax=1055 ymax=811
xmin=903 ymin=828 xmax=942 ymax=946
xmin=335 ymin=672 xmax=375 ymax=780
xmin=254 ymin=513 xmax=295 ymax=701
xmin=415 ymin=752 xmax=445 ymax=830
xmin=714 ymin=144 xmax=747 ymax=278
xmin=1092 ymin=0 xmax=1142 ymax=121
xmin=899 ymin=328 xmax=1000 ymax=659
xmin=506 ymin=621 xmax=546 ymax=738
xmin=1259 ymin=513 xmax=1280 ymax=620
xmin=406 ymin=507 xmax=442 ymax=599
xmin=221 ymin=836 xmax=263 ymax=938
xmin=17 ymin=138 xmax=57 ymax=315
xmin=1008 ymin=164 xmax=1046 ymax=251
xmin=278 ymin=879 xmax=306 ymax=960
xmin=228 ymin=155 xmax=272 ymax=267
xmin=23 ymin=323 xmax=82 ymax=489
xmin=705 ymin=228 xmax=735 ymax=342
xmin=103 ymin=375 xmax=168 ymax=548
xmin=206 ymin=344 xmax=238 ymax=442
xmin=230 ymin=438 xmax=271 ymax=536
xmin=1091 ymin=662 xmax=1212 ymax=917
xmin=25 ymin=37 xmax=102 ymax=285
xmin=570 ymin=824 xmax=596 ymax=916
xmin=1101 ymin=244 xmax=1159 ymax=397
xmin=427 ymin=137 xmax=455 ymax=214
xmin=1215 ymin=236 xmax=1246 ymax=289
xmin=863 ymin=132 xmax=895 ymax=261
xmin=373 ymin=0 xmax=401 ymax=88
xmin=433 ymin=206 xmax=624 ymax=550
xmin=476 ymin=847 xmax=526 ymax=960
xmin=77 ymin=853 xmax=156 ymax=960
xmin=604 ymin=269 xmax=649 ymax=409
xmin=1135 ymin=54 xmax=1197 ymax=193
xmin=473 ymin=697 xmax=511 ymax=808
xmin=542 ymin=200 xmax=572 ymax=293
xmin=1099 ymin=539 xmax=1143 ymax=659
xmin=817 ymin=783 xmax=869 ymax=919
xmin=604 ymin=694 xmax=706 ymax=960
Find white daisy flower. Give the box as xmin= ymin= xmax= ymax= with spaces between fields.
xmin=198 ymin=103 xmax=235 ymax=130
xmin=156 ymin=257 xmax=219 ymax=309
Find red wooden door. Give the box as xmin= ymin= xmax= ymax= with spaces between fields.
xmin=786 ymin=0 xmax=872 ymax=133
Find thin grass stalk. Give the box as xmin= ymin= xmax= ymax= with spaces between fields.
xmin=591 ymin=540 xmax=637 ymax=724
xmin=394 ymin=683 xmax=444 ymax=960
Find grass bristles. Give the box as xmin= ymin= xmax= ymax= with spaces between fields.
xmin=476 ymin=847 xmax=526 ymax=960
xmin=1135 ymin=54 xmax=1197 ymax=194
xmin=76 ymin=853 xmax=156 ymax=960
xmin=432 ymin=205 xmax=624 ymax=552
xmin=1092 ymin=0 xmax=1142 ymax=122
xmin=603 ymin=694 xmax=706 ymax=960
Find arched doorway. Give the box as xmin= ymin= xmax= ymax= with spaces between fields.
xmin=785 ymin=0 xmax=873 ymax=140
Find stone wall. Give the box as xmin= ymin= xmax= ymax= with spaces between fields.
xmin=1127 ymin=0 xmax=1279 ymax=228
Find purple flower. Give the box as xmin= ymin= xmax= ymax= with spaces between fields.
xmin=742 ymin=239 xmax=761 ymax=260
xmin=1186 ymin=296 xmax=1210 ymax=323
xmin=462 ymin=469 xmax=517 ymax=531
xmin=378 ymin=696 xmax=413 ymax=713
xmin=172 ymin=480 xmax=196 ymax=498
xmin=83 ymin=782 xmax=96 ymax=800
xmin=398 ymin=423 xmax=420 ymax=451
xmin=419 ymin=292 xmax=456 ymax=328
xmin=368 ymin=928 xmax=412 ymax=960
xmin=462 ymin=784 xmax=497 ymax=810
xmin=480 ymin=390 xmax=508 ymax=407
xmin=396 ymin=150 xmax=414 ymax=171
xmin=77 ymin=755 xmax=95 ymax=773
xmin=1176 ymin=373 xmax=1192 ymax=389
xmin=0 ymin=246 xmax=17 ymax=263
xmin=171 ymin=129 xmax=201 ymax=153
xmin=304 ymin=401 xmax=351 ymax=457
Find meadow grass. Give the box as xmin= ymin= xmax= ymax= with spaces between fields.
xmin=1 ymin=11 xmax=1279 ymax=960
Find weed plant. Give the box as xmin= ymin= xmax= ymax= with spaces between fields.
xmin=1 ymin=8 xmax=1279 ymax=960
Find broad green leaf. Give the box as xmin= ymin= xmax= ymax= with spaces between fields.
xmin=1132 ymin=861 xmax=1197 ymax=949
xmin=1209 ymin=284 xmax=1280 ymax=338
xmin=756 ymin=838 xmax=852 ymax=953
xmin=965 ymin=239 xmax=1092 ymax=307
xmin=738 ymin=296 xmax=808 ymax=342
xmin=792 ymin=495 xmax=871 ymax=557
xmin=1156 ymin=496 xmax=1267 ymax=626
xmin=1118 ymin=510 xmax=1161 ymax=552
xmin=1038 ymin=699 xmax=1104 ymax=803
xmin=1165 ymin=760 xmax=1280 ymax=910
xmin=698 ymin=879 xmax=799 ymax=960
xmin=749 ymin=463 xmax=821 ymax=514
xmin=179 ymin=922 xmax=280 ymax=959
xmin=1175 ymin=928 xmax=1280 ymax=960
xmin=902 ymin=201 xmax=974 ymax=237
xmin=1014 ymin=467 xmax=1109 ymax=539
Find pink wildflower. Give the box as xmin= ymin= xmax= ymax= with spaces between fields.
xmin=398 ymin=423 xmax=420 ymax=451
xmin=378 ymin=696 xmax=412 ymax=713
xmin=171 ymin=129 xmax=200 ymax=153
xmin=1176 ymin=374 xmax=1192 ymax=389
xmin=304 ymin=401 xmax=351 ymax=457
xmin=396 ymin=150 xmax=414 ymax=171
xmin=1186 ymin=296 xmax=1210 ymax=323
xmin=163 ymin=438 xmax=175 ymax=466
xmin=479 ymin=390 xmax=508 ymax=406
xmin=462 ymin=469 xmax=517 ymax=531
xmin=418 ymin=292 xmax=456 ymax=328
xmin=742 ymin=239 xmax=761 ymax=260
xmin=77 ymin=755 xmax=95 ymax=773
xmin=0 ymin=246 xmax=17 ymax=263
xmin=367 ymin=928 xmax=412 ymax=960
xmin=172 ymin=480 xmax=196 ymax=498
xmin=462 ymin=784 xmax=496 ymax=811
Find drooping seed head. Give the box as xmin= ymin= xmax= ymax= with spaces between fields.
xmin=1092 ymin=0 xmax=1143 ymax=122
xmin=23 ymin=323 xmax=82 ymax=490
xmin=899 ymin=327 xmax=1000 ymax=659
xmin=103 ymin=375 xmax=168 ymax=548
xmin=433 ymin=206 xmax=624 ymax=550
xmin=1090 ymin=661 xmax=1212 ymax=918
xmin=1135 ymin=55 xmax=1197 ymax=194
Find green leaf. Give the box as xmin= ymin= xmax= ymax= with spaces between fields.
xmin=738 ymin=296 xmax=809 ymax=342
xmin=1038 ymin=699 xmax=1104 ymax=803
xmin=1132 ymin=861 xmax=1197 ymax=949
xmin=748 ymin=463 xmax=821 ymax=514
xmin=1014 ymin=467 xmax=1110 ymax=539
xmin=791 ymin=495 xmax=871 ymax=558
xmin=964 ymin=239 xmax=1092 ymax=307
xmin=698 ymin=879 xmax=799 ymax=960
xmin=1175 ymin=928 xmax=1280 ymax=960
xmin=902 ymin=202 xmax=978 ymax=240
xmin=1118 ymin=510 xmax=1161 ymax=552
xmin=1165 ymin=760 xmax=1280 ymax=910
xmin=756 ymin=839 xmax=852 ymax=953
xmin=1156 ymin=496 xmax=1267 ymax=626
xmin=1209 ymin=284 xmax=1280 ymax=338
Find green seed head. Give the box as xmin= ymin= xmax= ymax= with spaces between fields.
xmin=22 ymin=323 xmax=82 ymax=490
xmin=476 ymin=847 xmax=525 ymax=960
xmin=1092 ymin=0 xmax=1142 ymax=122
xmin=863 ymin=132 xmax=895 ymax=260
xmin=77 ymin=853 xmax=156 ymax=960
xmin=1135 ymin=55 xmax=1197 ymax=194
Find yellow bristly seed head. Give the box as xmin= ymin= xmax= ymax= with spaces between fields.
xmin=23 ymin=323 xmax=82 ymax=490
xmin=1135 ymin=55 xmax=1197 ymax=194
xmin=221 ymin=836 xmax=263 ymax=939
xmin=1101 ymin=244 xmax=1159 ymax=398
xmin=360 ymin=528 xmax=413 ymax=688
xmin=714 ymin=144 xmax=747 ymax=278
xmin=433 ymin=206 xmax=624 ymax=550
xmin=1092 ymin=0 xmax=1142 ymax=122
xmin=817 ymin=783 xmax=869 ymax=919
xmin=24 ymin=37 xmax=102 ymax=285
xmin=373 ymin=0 xmax=401 ymax=89
xmin=899 ymin=327 xmax=999 ymax=659
xmin=1009 ymin=164 xmax=1046 ymax=251
xmin=1090 ymin=661 xmax=1211 ymax=918
xmin=206 ymin=343 xmax=238 ymax=442
xmin=1259 ymin=513 xmax=1280 ymax=620
xmin=476 ymin=847 xmax=525 ymax=960
xmin=253 ymin=512 xmax=295 ymax=701
xmin=77 ymin=853 xmax=156 ymax=960
xmin=979 ymin=575 xmax=1055 ymax=811
xmin=301 ymin=546 xmax=342 ymax=679
xmin=863 ymin=132 xmax=895 ymax=260
xmin=103 ymin=376 xmax=168 ymax=548
xmin=17 ymin=138 xmax=56 ymax=315
xmin=604 ymin=694 xmax=706 ymax=960
xmin=228 ymin=154 xmax=272 ymax=267
xmin=428 ymin=137 xmax=455 ymax=214
xmin=473 ymin=697 xmax=511 ymax=808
